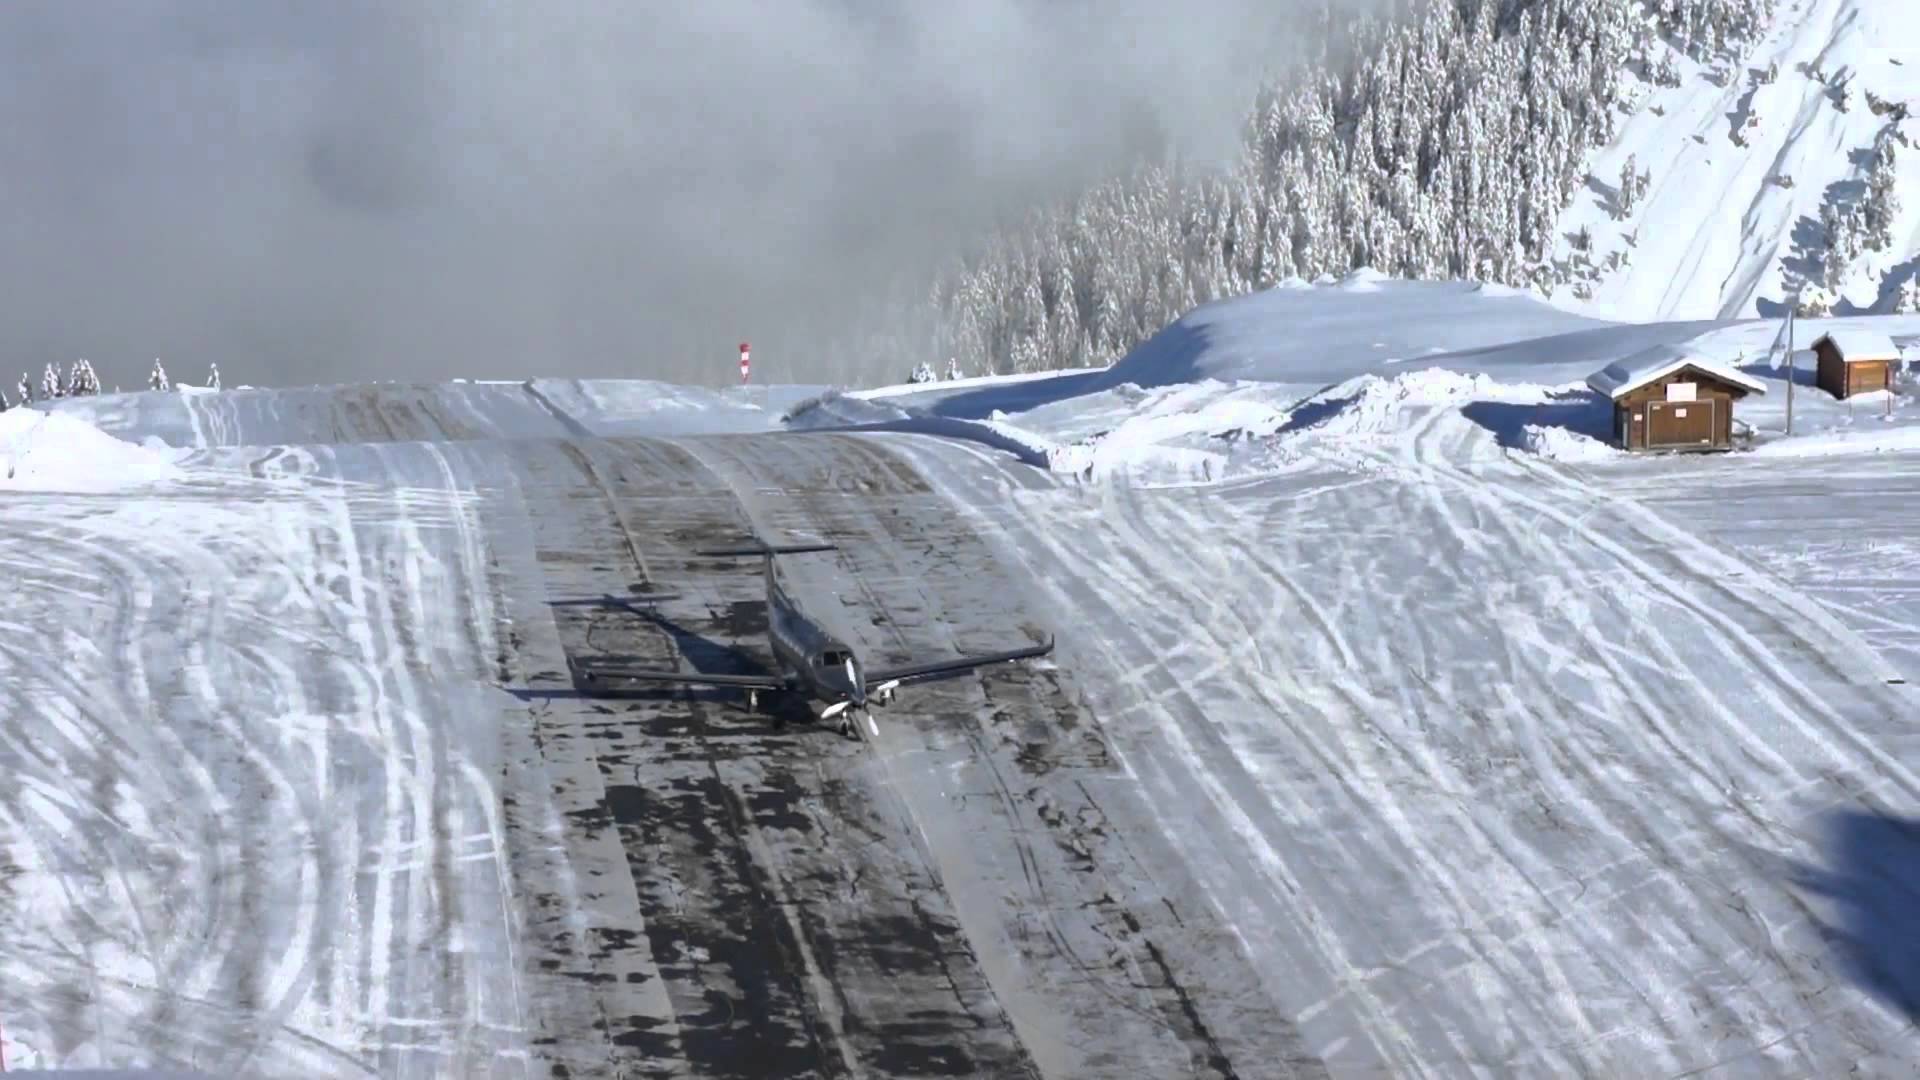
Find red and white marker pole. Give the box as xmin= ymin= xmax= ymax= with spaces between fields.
xmin=739 ymin=342 xmax=751 ymax=385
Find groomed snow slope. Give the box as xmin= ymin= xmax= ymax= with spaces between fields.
xmin=1549 ymin=0 xmax=1920 ymax=319
xmin=850 ymin=274 xmax=1920 ymax=1073
xmin=10 ymin=271 xmax=1920 ymax=1074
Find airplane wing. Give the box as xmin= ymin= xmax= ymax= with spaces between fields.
xmin=574 ymin=663 xmax=787 ymax=690
xmin=866 ymin=635 xmax=1054 ymax=687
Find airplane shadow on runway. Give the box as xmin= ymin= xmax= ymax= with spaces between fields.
xmin=504 ymin=593 xmax=824 ymax=732
xmin=1788 ymin=807 xmax=1920 ymax=1021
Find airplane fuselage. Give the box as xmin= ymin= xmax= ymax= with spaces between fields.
xmin=766 ymin=560 xmax=865 ymax=710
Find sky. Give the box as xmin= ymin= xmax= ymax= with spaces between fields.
xmin=0 ymin=2 xmax=1360 ymax=390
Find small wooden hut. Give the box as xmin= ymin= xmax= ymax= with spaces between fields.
xmin=1811 ymin=329 xmax=1898 ymax=399
xmin=1586 ymin=346 xmax=1766 ymax=452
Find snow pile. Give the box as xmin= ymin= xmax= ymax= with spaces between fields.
xmin=1041 ymin=382 xmax=1294 ymax=485
xmin=0 ymin=407 xmax=187 ymax=491
xmin=1521 ymin=424 xmax=1619 ymax=462
xmin=1102 ymin=275 xmax=1619 ymax=390
xmin=1295 ymin=369 xmax=1553 ymax=440
xmin=852 ymin=365 xmax=1107 ymax=405
xmin=782 ymin=389 xmax=913 ymax=428
xmin=783 ymin=387 xmax=1061 ymax=470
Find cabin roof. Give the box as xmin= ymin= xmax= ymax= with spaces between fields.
xmin=1810 ymin=329 xmax=1900 ymax=362
xmin=1585 ymin=345 xmax=1768 ymax=400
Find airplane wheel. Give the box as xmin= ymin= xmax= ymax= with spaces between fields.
xmin=838 ymin=717 xmax=854 ymax=738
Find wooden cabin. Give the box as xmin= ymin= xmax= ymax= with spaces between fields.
xmin=1812 ymin=329 xmax=1898 ymax=399
xmin=1586 ymin=347 xmax=1766 ymax=452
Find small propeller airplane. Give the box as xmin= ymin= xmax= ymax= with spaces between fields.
xmin=571 ymin=538 xmax=1053 ymax=739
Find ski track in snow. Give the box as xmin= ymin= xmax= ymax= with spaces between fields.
xmin=0 ymin=468 xmax=526 ymax=1076
xmin=889 ymin=400 xmax=1918 ymax=1076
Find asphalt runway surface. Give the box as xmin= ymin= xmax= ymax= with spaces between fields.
xmin=490 ymin=432 xmax=1281 ymax=1078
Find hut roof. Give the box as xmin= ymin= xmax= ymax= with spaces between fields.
xmin=1810 ymin=329 xmax=1900 ymax=362
xmin=1585 ymin=345 xmax=1768 ymax=400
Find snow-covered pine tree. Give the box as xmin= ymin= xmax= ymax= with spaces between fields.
xmin=1655 ymin=51 xmax=1681 ymax=88
xmin=1897 ymin=275 xmax=1920 ymax=315
xmin=149 ymin=358 xmax=171 ymax=391
xmin=945 ymin=357 xmax=963 ymax=381
xmin=882 ymin=0 xmax=1777 ymax=379
xmin=41 ymin=363 xmax=62 ymax=400
xmin=1618 ymin=153 xmax=1640 ymax=217
xmin=65 ymin=359 xmax=99 ymax=396
xmin=1796 ymin=286 xmax=1834 ymax=317
xmin=908 ymin=362 xmax=935 ymax=384
xmin=1863 ymin=143 xmax=1899 ymax=252
xmin=206 ymin=362 xmax=221 ymax=390
xmin=0 ymin=388 xmax=9 ymax=412
xmin=16 ymin=374 xmax=30 ymax=405
xmin=1822 ymin=237 xmax=1848 ymax=289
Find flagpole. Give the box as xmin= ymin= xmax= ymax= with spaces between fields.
xmin=1786 ymin=292 xmax=1797 ymax=436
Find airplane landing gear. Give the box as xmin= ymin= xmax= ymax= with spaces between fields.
xmin=832 ymin=709 xmax=876 ymax=740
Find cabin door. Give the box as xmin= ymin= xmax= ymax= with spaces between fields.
xmin=1645 ymin=399 xmax=1715 ymax=448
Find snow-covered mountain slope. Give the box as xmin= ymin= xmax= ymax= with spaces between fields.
xmin=1551 ymin=0 xmax=1920 ymax=319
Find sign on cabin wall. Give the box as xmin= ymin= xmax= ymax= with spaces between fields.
xmin=1666 ymin=382 xmax=1697 ymax=402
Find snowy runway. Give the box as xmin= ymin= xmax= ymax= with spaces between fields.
xmin=3 ymin=375 xmax=1917 ymax=1076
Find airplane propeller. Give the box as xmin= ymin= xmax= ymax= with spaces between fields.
xmin=818 ymin=698 xmax=878 ymax=739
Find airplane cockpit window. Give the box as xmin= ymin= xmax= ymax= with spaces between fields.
xmin=820 ymin=650 xmax=849 ymax=667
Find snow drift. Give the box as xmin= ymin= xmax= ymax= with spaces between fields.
xmin=0 ymin=408 xmax=186 ymax=491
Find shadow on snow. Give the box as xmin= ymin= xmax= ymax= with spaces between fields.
xmin=1789 ymin=808 xmax=1920 ymax=1021
xmin=1459 ymin=390 xmax=1613 ymax=451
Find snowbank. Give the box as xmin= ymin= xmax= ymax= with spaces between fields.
xmin=1291 ymin=369 xmax=1560 ymax=440
xmin=851 ymin=365 xmax=1107 ymax=403
xmin=0 ymin=408 xmax=187 ymax=491
xmin=781 ymin=389 xmax=913 ymax=428
xmin=782 ymin=388 xmax=1060 ymax=469
xmin=1100 ymin=275 xmax=1627 ymax=390
xmin=1751 ymin=423 xmax=1920 ymax=457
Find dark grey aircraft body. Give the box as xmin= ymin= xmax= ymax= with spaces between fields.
xmin=575 ymin=541 xmax=1052 ymax=738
